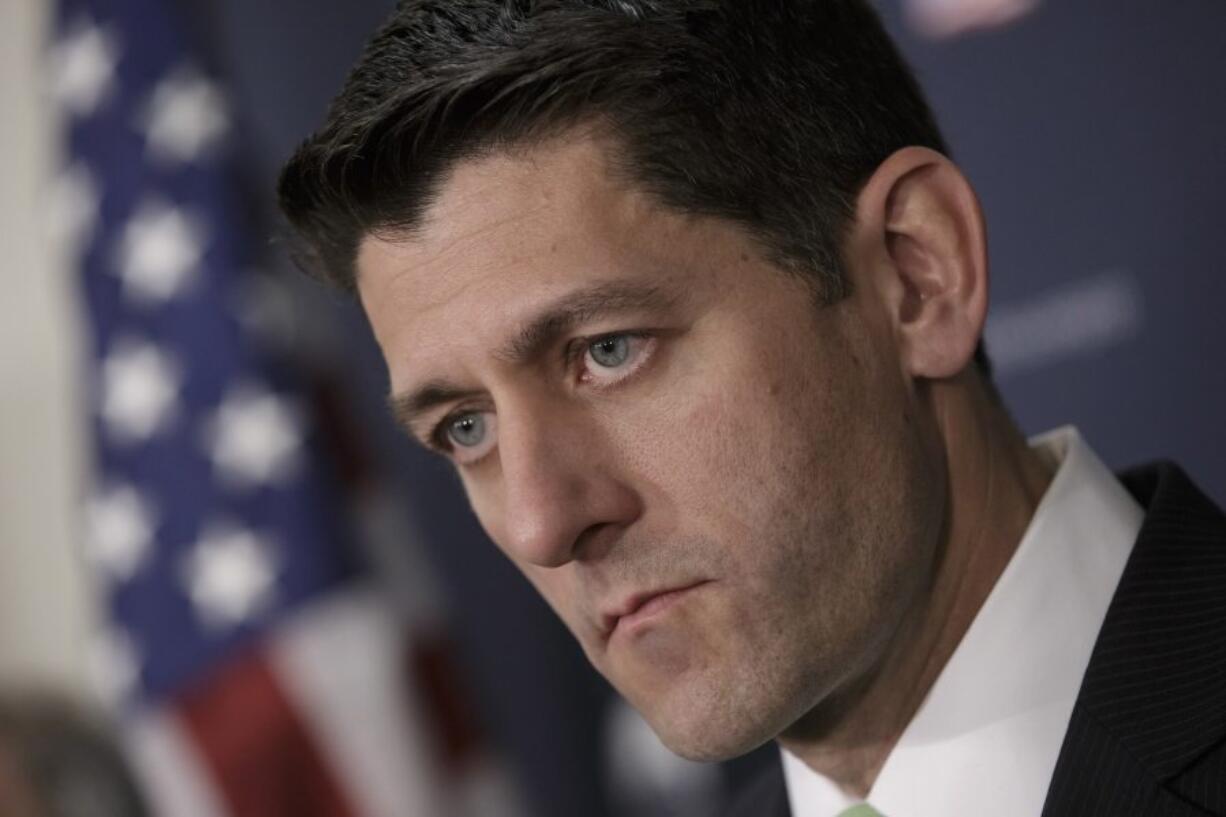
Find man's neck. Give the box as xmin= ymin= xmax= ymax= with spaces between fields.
xmin=777 ymin=375 xmax=1055 ymax=796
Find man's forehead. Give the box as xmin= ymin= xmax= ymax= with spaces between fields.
xmin=354 ymin=141 xmax=716 ymax=330
xmin=355 ymin=233 xmax=679 ymax=366
xmin=365 ymin=236 xmax=690 ymax=374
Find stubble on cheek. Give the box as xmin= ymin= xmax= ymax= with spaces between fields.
xmin=609 ymin=380 xmax=826 ymax=753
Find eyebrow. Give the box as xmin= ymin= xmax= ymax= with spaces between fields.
xmin=388 ymin=280 xmax=679 ymax=440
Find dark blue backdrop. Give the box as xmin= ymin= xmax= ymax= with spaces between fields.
xmin=195 ymin=1 xmax=1226 ymax=814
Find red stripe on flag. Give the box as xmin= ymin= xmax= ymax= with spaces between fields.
xmin=411 ymin=635 xmax=483 ymax=774
xmin=175 ymin=647 xmax=359 ymax=817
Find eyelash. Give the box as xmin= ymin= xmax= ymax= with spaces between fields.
xmin=566 ymin=331 xmax=653 ymax=384
xmin=427 ymin=331 xmax=656 ymax=456
xmin=429 ymin=406 xmax=490 ymax=454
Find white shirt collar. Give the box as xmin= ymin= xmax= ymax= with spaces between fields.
xmin=782 ymin=427 xmax=1144 ymax=817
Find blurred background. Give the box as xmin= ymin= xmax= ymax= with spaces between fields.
xmin=1 ymin=0 xmax=1223 ymax=815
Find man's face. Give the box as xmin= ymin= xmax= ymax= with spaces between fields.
xmin=357 ymin=134 xmax=945 ymax=760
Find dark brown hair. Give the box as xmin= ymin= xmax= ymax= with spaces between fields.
xmin=277 ymin=0 xmax=991 ymax=374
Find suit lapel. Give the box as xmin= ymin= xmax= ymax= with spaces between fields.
xmin=1043 ymin=463 xmax=1226 ymax=816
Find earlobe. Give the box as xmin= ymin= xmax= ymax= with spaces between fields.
xmin=856 ymin=147 xmax=988 ymax=381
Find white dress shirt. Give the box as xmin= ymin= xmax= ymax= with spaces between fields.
xmin=782 ymin=427 xmax=1144 ymax=817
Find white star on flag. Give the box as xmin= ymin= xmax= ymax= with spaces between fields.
xmin=45 ymin=163 xmax=101 ymax=258
xmin=115 ymin=199 xmax=207 ymax=303
xmin=204 ymin=384 xmax=303 ymax=489
xmin=48 ymin=18 xmax=122 ymax=117
xmin=84 ymin=483 xmax=157 ymax=581
xmin=234 ymin=273 xmax=300 ymax=349
xmin=183 ymin=523 xmax=277 ymax=629
xmin=100 ymin=338 xmax=181 ymax=443
xmin=905 ymin=0 xmax=1040 ymax=38
xmin=139 ymin=66 xmax=230 ymax=164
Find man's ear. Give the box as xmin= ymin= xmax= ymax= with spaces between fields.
xmin=849 ymin=146 xmax=988 ymax=380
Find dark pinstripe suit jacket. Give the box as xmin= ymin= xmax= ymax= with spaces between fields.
xmin=721 ymin=462 xmax=1226 ymax=817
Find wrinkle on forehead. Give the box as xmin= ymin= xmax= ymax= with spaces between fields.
xmin=359 ymin=206 xmax=549 ymax=322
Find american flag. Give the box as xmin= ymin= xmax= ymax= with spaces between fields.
xmin=47 ymin=0 xmax=517 ymax=815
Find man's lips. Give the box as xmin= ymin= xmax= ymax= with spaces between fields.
xmin=600 ymin=580 xmax=711 ymax=640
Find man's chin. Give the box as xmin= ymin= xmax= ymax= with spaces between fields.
xmin=597 ymin=630 xmax=799 ymax=760
xmin=631 ymin=692 xmax=785 ymax=763
xmin=649 ymin=717 xmax=779 ymax=763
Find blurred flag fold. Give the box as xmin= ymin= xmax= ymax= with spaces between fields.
xmin=51 ymin=0 xmax=508 ymax=815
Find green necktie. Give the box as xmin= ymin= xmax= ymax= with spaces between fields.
xmin=837 ymin=806 xmax=884 ymax=817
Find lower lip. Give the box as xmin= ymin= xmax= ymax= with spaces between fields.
xmin=613 ymin=582 xmax=708 ymax=639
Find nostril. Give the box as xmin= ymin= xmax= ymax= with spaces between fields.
xmin=572 ymin=522 xmax=622 ymax=563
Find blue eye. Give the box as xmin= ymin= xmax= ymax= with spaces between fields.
xmin=436 ymin=410 xmax=498 ymax=466
xmin=588 ymin=335 xmax=631 ymax=368
xmin=447 ymin=413 xmax=486 ymax=448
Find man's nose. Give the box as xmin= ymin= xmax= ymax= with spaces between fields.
xmin=496 ymin=405 xmax=641 ymax=568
